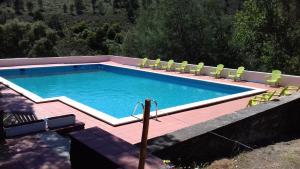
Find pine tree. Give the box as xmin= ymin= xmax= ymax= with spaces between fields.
xmin=126 ymin=0 xmax=138 ymax=23
xmin=38 ymin=0 xmax=44 ymax=11
xmin=97 ymin=1 xmax=105 ymax=15
xmin=91 ymin=0 xmax=97 ymax=14
xmin=142 ymin=0 xmax=151 ymax=9
xmin=74 ymin=0 xmax=85 ymax=15
xmin=127 ymin=0 xmax=135 ymax=23
xmin=70 ymin=4 xmax=75 ymax=15
xmin=26 ymin=1 xmax=34 ymax=15
xmin=63 ymin=4 xmax=68 ymax=13
xmin=19 ymin=0 xmax=25 ymax=11
xmin=14 ymin=0 xmax=21 ymax=14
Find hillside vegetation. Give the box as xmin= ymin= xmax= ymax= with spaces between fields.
xmin=0 ymin=0 xmax=300 ymax=75
xmin=0 ymin=0 xmax=134 ymax=56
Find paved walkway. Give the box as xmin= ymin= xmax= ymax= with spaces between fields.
xmin=0 ymin=131 xmax=70 ymax=169
xmin=1 ymin=62 xmax=273 ymax=144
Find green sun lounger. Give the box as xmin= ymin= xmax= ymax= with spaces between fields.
xmin=272 ymin=86 xmax=300 ymax=96
xmin=162 ymin=60 xmax=175 ymax=71
xmin=149 ymin=59 xmax=161 ymax=69
xmin=138 ymin=58 xmax=148 ymax=68
xmin=247 ymin=90 xmax=276 ymax=107
xmin=286 ymin=86 xmax=300 ymax=94
xmin=255 ymin=87 xmax=289 ymax=100
xmin=266 ymin=70 xmax=282 ymax=86
xmin=287 ymin=86 xmax=300 ymax=91
xmin=175 ymin=61 xmax=188 ymax=73
xmin=228 ymin=66 xmax=245 ymax=81
xmin=190 ymin=62 xmax=204 ymax=75
xmin=210 ymin=64 xmax=224 ymax=78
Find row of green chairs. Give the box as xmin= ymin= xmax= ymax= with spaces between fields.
xmin=138 ymin=58 xmax=284 ymax=85
xmin=139 ymin=58 xmax=189 ymax=73
xmin=138 ymin=58 xmax=245 ymax=80
xmin=247 ymin=86 xmax=300 ymax=106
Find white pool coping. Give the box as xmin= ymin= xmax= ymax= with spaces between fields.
xmin=0 ymin=63 xmax=266 ymax=126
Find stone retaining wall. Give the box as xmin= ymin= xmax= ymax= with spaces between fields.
xmin=147 ymin=93 xmax=300 ymax=165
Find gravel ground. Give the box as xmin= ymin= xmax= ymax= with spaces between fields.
xmin=205 ymin=139 xmax=300 ymax=169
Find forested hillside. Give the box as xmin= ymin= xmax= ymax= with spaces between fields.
xmin=0 ymin=0 xmax=136 ymax=56
xmin=0 ymin=0 xmax=300 ymax=75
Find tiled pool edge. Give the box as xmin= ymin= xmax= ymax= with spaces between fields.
xmin=0 ymin=63 xmax=266 ymax=126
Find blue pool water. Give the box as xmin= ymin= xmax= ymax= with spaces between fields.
xmin=0 ymin=64 xmax=252 ymax=119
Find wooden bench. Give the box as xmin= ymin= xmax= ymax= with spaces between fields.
xmin=47 ymin=114 xmax=85 ymax=135
xmin=4 ymin=119 xmax=46 ymax=138
xmin=4 ymin=114 xmax=84 ymax=138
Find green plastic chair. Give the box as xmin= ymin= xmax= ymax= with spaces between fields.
xmin=266 ymin=70 xmax=282 ymax=86
xmin=210 ymin=64 xmax=224 ymax=78
xmin=228 ymin=66 xmax=245 ymax=81
xmin=175 ymin=61 xmax=188 ymax=73
xmin=190 ymin=62 xmax=204 ymax=75
xmin=162 ymin=60 xmax=175 ymax=71
xmin=149 ymin=59 xmax=161 ymax=69
xmin=247 ymin=90 xmax=276 ymax=107
xmin=138 ymin=58 xmax=148 ymax=68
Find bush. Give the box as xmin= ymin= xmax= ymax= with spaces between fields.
xmin=28 ymin=38 xmax=57 ymax=57
xmin=28 ymin=21 xmax=48 ymax=41
xmin=71 ymin=21 xmax=88 ymax=34
xmin=47 ymin=15 xmax=64 ymax=37
xmin=33 ymin=10 xmax=44 ymax=21
xmin=0 ymin=19 xmax=58 ymax=58
xmin=107 ymin=27 xmax=116 ymax=40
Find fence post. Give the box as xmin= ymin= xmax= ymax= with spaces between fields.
xmin=138 ymin=99 xmax=151 ymax=169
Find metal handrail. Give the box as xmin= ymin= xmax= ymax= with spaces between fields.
xmin=150 ymin=99 xmax=158 ymax=121
xmin=131 ymin=99 xmax=159 ymax=121
xmin=131 ymin=101 xmax=145 ymax=119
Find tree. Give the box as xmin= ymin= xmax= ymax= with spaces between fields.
xmin=38 ymin=0 xmax=44 ymax=11
xmin=112 ymin=0 xmax=126 ymax=13
xmin=47 ymin=15 xmax=64 ymax=36
xmin=28 ymin=21 xmax=49 ymax=41
xmin=74 ymin=0 xmax=85 ymax=15
xmin=14 ymin=0 xmax=21 ymax=14
xmin=124 ymin=0 xmax=235 ymax=64
xmin=28 ymin=37 xmax=58 ymax=57
xmin=107 ymin=27 xmax=116 ymax=40
xmin=0 ymin=19 xmax=58 ymax=58
xmin=127 ymin=0 xmax=135 ymax=23
xmin=63 ymin=4 xmax=68 ymax=13
xmin=26 ymin=1 xmax=34 ymax=15
xmin=91 ymin=0 xmax=97 ymax=14
xmin=33 ymin=10 xmax=44 ymax=21
xmin=19 ymin=0 xmax=25 ymax=11
xmin=126 ymin=0 xmax=139 ymax=23
xmin=70 ymin=4 xmax=75 ymax=15
xmin=6 ymin=0 xmax=12 ymax=7
xmin=97 ymin=1 xmax=105 ymax=15
xmin=142 ymin=0 xmax=152 ymax=9
xmin=0 ymin=20 xmax=30 ymax=57
xmin=232 ymin=0 xmax=300 ymax=74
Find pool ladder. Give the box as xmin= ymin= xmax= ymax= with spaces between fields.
xmin=131 ymin=99 xmax=158 ymax=121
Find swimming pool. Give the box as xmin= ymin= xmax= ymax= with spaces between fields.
xmin=0 ymin=63 xmax=264 ymax=125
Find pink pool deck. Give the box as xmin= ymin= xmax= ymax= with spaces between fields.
xmin=0 ymin=61 xmax=274 ymax=144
